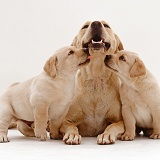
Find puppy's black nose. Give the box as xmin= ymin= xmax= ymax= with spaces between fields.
xmin=83 ymin=48 xmax=89 ymax=54
xmin=91 ymin=21 xmax=102 ymax=28
xmin=104 ymin=55 xmax=111 ymax=62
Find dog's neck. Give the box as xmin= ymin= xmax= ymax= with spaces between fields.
xmin=80 ymin=56 xmax=110 ymax=80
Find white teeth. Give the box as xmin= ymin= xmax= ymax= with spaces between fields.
xmin=91 ymin=39 xmax=103 ymax=44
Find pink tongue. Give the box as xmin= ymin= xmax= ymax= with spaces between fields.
xmin=88 ymin=56 xmax=93 ymax=59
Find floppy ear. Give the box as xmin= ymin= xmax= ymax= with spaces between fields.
xmin=43 ymin=55 xmax=57 ymax=78
xmin=130 ymin=58 xmax=146 ymax=78
xmin=115 ymin=34 xmax=124 ymax=51
xmin=71 ymin=35 xmax=78 ymax=46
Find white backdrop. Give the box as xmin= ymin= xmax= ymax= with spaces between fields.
xmin=1 ymin=1 xmax=160 ymax=160
xmin=0 ymin=0 xmax=160 ymax=92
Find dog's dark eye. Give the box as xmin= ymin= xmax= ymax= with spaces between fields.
xmin=119 ymin=56 xmax=126 ymax=61
xmin=81 ymin=25 xmax=89 ymax=30
xmin=103 ymin=24 xmax=110 ymax=28
xmin=68 ymin=50 xmax=74 ymax=55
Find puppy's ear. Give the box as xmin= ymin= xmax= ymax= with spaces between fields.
xmin=71 ymin=35 xmax=78 ymax=46
xmin=115 ymin=34 xmax=124 ymax=51
xmin=44 ymin=55 xmax=57 ymax=78
xmin=130 ymin=58 xmax=146 ymax=78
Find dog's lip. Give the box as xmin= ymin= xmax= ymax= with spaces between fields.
xmin=83 ymin=38 xmax=110 ymax=50
xmin=105 ymin=63 xmax=118 ymax=72
xmin=78 ymin=58 xmax=90 ymax=66
xmin=88 ymin=41 xmax=105 ymax=50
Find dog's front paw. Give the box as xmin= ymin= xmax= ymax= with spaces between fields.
xmin=121 ymin=132 xmax=135 ymax=141
xmin=35 ymin=130 xmax=47 ymax=141
xmin=97 ymin=132 xmax=116 ymax=145
xmin=0 ymin=132 xmax=10 ymax=143
xmin=150 ymin=133 xmax=160 ymax=139
xmin=63 ymin=132 xmax=81 ymax=145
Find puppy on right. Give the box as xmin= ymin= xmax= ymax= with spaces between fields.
xmin=105 ymin=50 xmax=160 ymax=141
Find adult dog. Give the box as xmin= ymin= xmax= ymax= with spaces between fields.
xmin=60 ymin=20 xmax=125 ymax=145
xmin=0 ymin=46 xmax=88 ymax=142
xmin=105 ymin=50 xmax=160 ymax=140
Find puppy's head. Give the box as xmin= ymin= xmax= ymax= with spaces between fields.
xmin=104 ymin=50 xmax=146 ymax=79
xmin=44 ymin=46 xmax=89 ymax=78
xmin=71 ymin=20 xmax=124 ymax=54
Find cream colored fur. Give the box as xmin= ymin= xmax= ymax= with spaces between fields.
xmin=105 ymin=50 xmax=160 ymax=140
xmin=60 ymin=20 xmax=125 ymax=145
xmin=0 ymin=46 xmax=88 ymax=142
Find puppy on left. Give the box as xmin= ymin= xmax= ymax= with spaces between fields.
xmin=0 ymin=46 xmax=89 ymax=142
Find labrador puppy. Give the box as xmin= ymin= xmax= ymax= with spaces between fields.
xmin=105 ymin=50 xmax=160 ymax=140
xmin=0 ymin=46 xmax=88 ymax=142
xmin=60 ymin=20 xmax=125 ymax=145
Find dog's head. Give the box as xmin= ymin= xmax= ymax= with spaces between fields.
xmin=44 ymin=46 xmax=89 ymax=78
xmin=104 ymin=50 xmax=146 ymax=79
xmin=71 ymin=20 xmax=124 ymax=54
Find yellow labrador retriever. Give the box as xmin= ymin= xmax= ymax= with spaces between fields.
xmin=0 ymin=46 xmax=88 ymax=142
xmin=60 ymin=20 xmax=125 ymax=145
xmin=105 ymin=50 xmax=160 ymax=140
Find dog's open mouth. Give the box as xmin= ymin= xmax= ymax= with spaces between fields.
xmin=83 ymin=35 xmax=111 ymax=50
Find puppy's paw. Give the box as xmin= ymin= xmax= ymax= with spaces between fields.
xmin=0 ymin=132 xmax=10 ymax=143
xmin=121 ymin=132 xmax=135 ymax=141
xmin=150 ymin=133 xmax=160 ymax=139
xmin=35 ymin=130 xmax=47 ymax=141
xmin=63 ymin=132 xmax=81 ymax=145
xmin=97 ymin=132 xmax=115 ymax=145
xmin=17 ymin=121 xmax=35 ymax=137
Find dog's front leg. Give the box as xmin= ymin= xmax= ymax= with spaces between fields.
xmin=60 ymin=121 xmax=81 ymax=145
xmin=34 ymin=105 xmax=48 ymax=141
xmin=97 ymin=120 xmax=125 ymax=144
xmin=60 ymin=98 xmax=84 ymax=145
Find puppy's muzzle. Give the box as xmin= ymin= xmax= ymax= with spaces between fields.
xmin=104 ymin=55 xmax=112 ymax=63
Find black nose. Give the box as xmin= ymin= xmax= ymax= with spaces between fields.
xmin=83 ymin=48 xmax=89 ymax=55
xmin=91 ymin=21 xmax=102 ymax=28
xmin=104 ymin=55 xmax=111 ymax=62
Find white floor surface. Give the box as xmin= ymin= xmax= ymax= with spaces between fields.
xmin=0 ymin=129 xmax=159 ymax=160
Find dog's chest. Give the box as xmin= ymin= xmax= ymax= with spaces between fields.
xmin=84 ymin=78 xmax=109 ymax=95
xmin=79 ymin=114 xmax=108 ymax=136
xmin=78 ymin=103 xmax=112 ymax=136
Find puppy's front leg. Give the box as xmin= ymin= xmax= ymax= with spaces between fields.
xmin=50 ymin=119 xmax=63 ymax=140
xmin=17 ymin=120 xmax=35 ymax=137
xmin=50 ymin=107 xmax=69 ymax=140
xmin=121 ymin=105 xmax=136 ymax=141
xmin=150 ymin=108 xmax=160 ymax=139
xmin=34 ymin=105 xmax=48 ymax=141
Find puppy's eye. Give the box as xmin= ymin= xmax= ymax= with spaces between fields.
xmin=68 ymin=50 xmax=74 ymax=55
xmin=81 ymin=25 xmax=89 ymax=30
xmin=119 ymin=56 xmax=126 ymax=61
xmin=103 ymin=24 xmax=110 ymax=28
